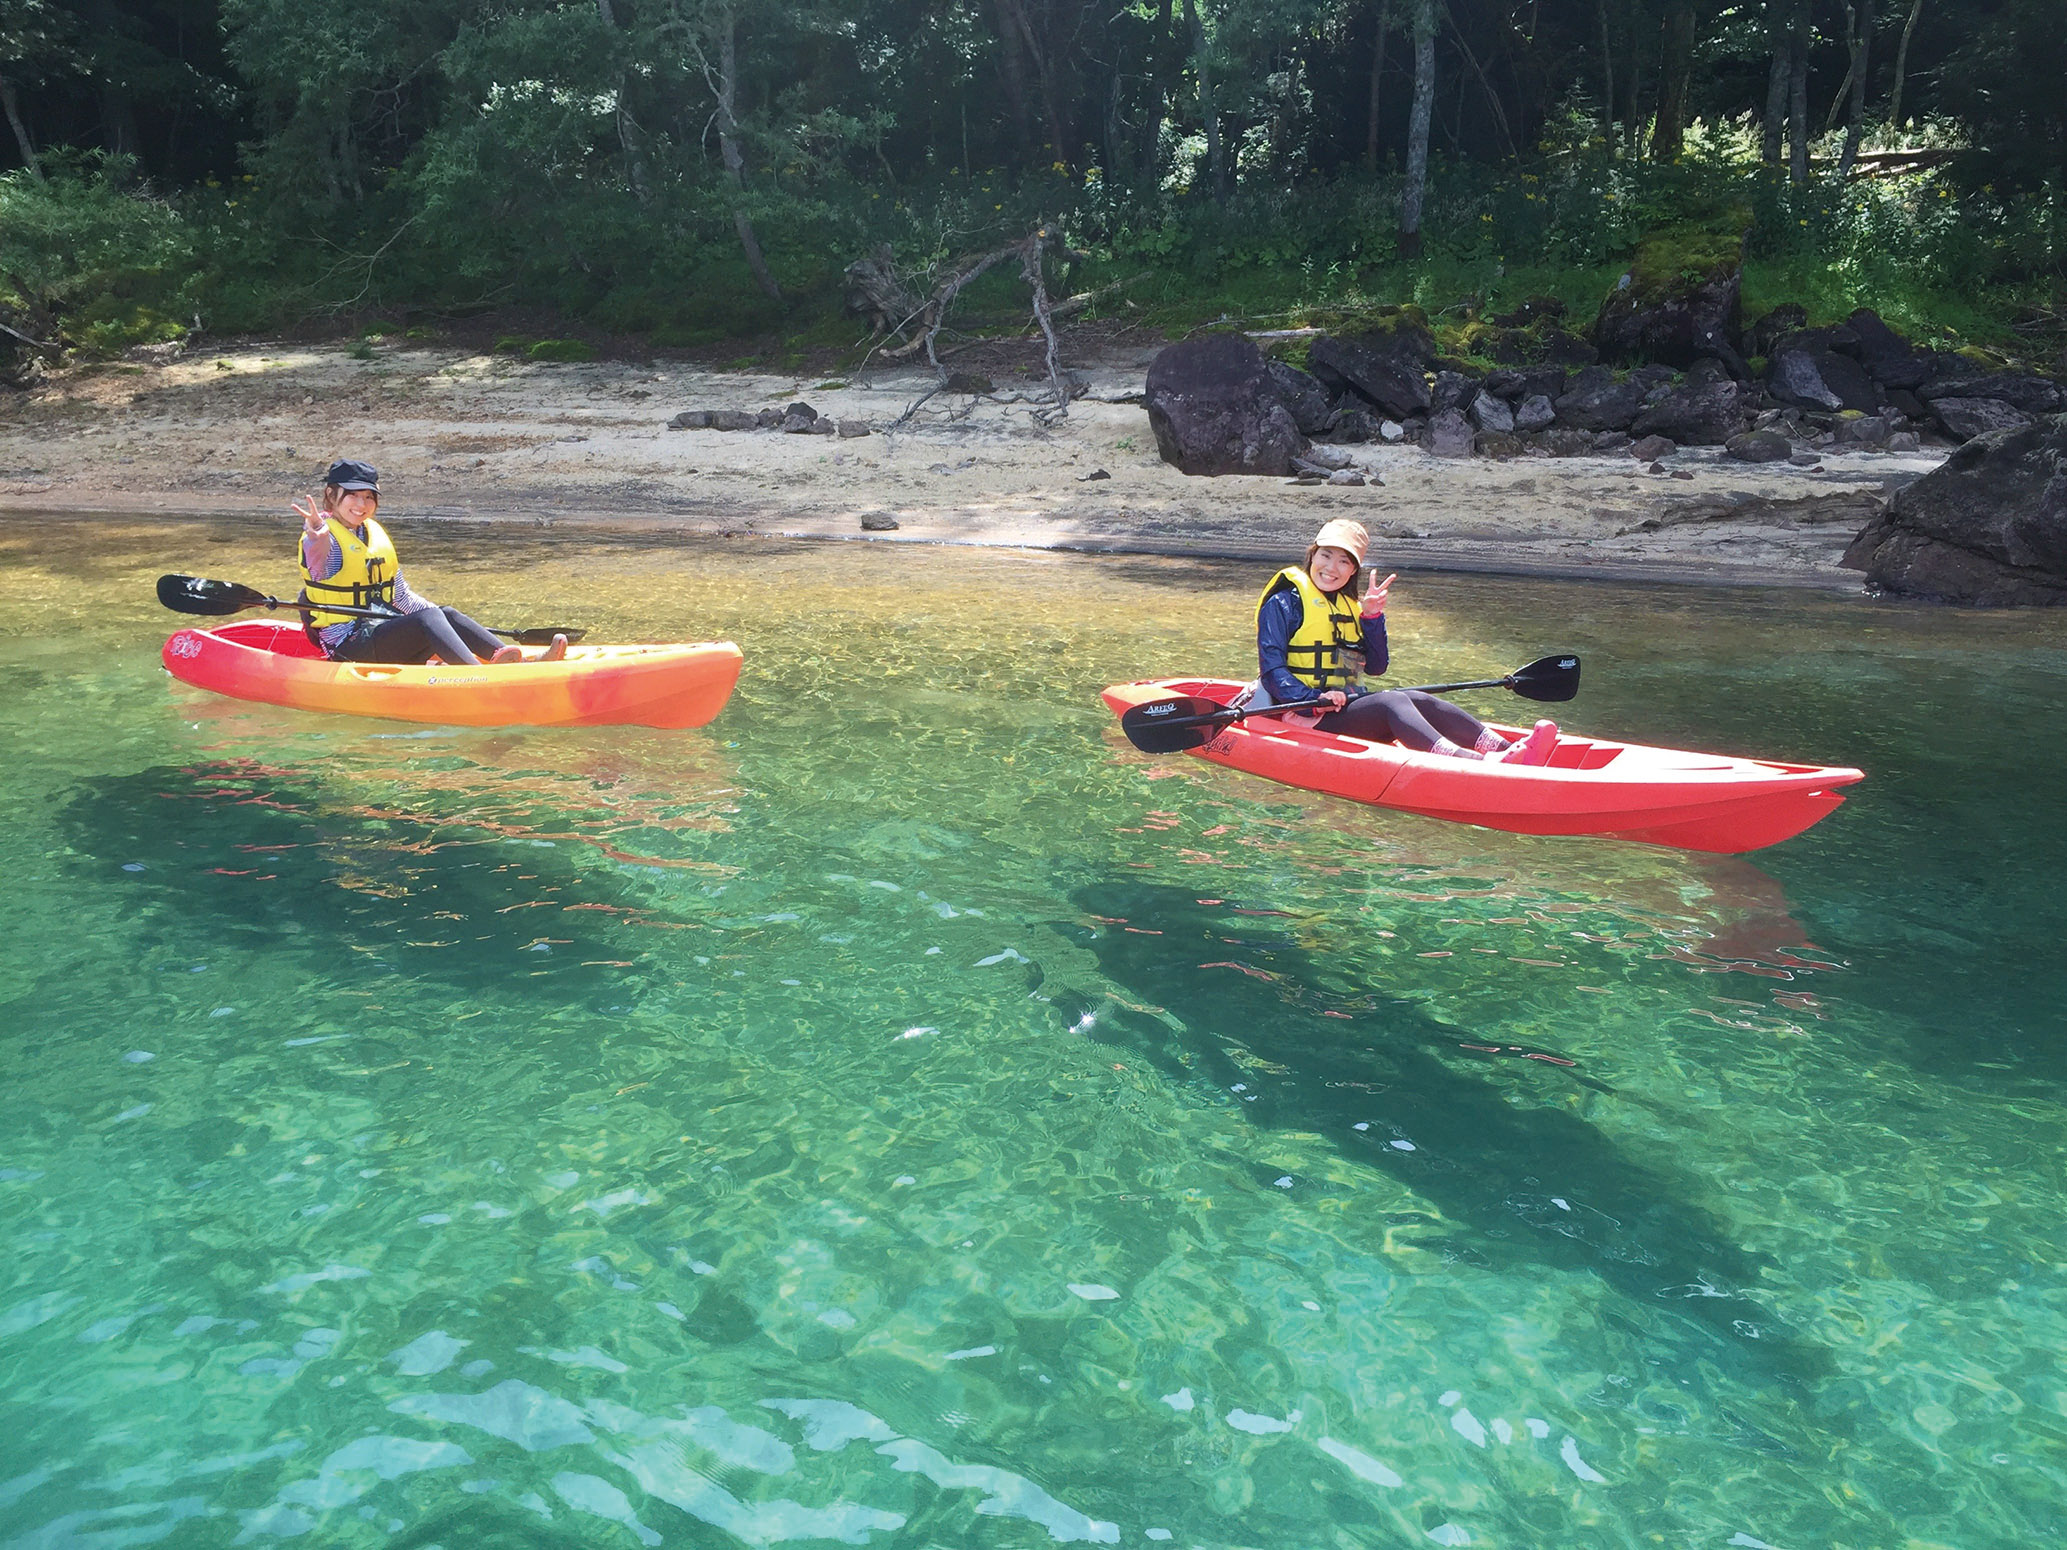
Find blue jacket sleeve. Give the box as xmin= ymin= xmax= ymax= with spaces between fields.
xmin=1360 ymin=611 xmax=1389 ymax=680
xmin=1256 ymin=588 xmax=1311 ymax=704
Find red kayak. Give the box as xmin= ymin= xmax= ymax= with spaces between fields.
xmin=1102 ymin=678 xmax=1863 ymax=854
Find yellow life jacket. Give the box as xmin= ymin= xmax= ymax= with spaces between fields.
xmin=300 ymin=514 xmax=398 ymax=630
xmin=1257 ymin=565 xmax=1363 ymax=692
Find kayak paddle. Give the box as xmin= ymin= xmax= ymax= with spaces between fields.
xmin=1119 ymin=653 xmax=1581 ymax=755
xmin=156 ymin=574 xmax=586 ymax=646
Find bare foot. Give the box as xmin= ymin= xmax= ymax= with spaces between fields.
xmin=540 ymin=633 xmax=569 ymax=662
xmin=490 ymin=644 xmax=525 ymax=664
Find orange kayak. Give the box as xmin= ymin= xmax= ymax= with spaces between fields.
xmin=1103 ymin=678 xmax=1863 ymax=854
xmin=163 ymin=621 xmax=742 ymax=729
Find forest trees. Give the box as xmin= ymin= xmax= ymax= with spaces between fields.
xmin=3 ymin=0 xmax=2064 ymax=340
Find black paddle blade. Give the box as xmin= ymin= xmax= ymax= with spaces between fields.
xmin=498 ymin=627 xmax=589 ymax=646
xmin=1507 ymin=653 xmax=1581 ymax=703
xmin=157 ymin=574 xmax=272 ymax=616
xmin=1119 ymin=695 xmax=1232 ymax=754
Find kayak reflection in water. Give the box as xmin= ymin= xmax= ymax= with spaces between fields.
xmin=294 ymin=458 xmax=567 ymax=666
xmin=1249 ymin=519 xmax=1557 ymax=764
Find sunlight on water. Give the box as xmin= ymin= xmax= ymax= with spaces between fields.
xmin=1 ymin=510 xmax=2063 ymax=1548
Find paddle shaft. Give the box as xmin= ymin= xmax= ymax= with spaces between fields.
xmin=1135 ymin=677 xmax=1508 ymax=737
xmin=159 ymin=576 xmax=580 ymax=645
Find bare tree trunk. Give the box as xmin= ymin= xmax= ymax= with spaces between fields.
xmin=1398 ymin=0 xmax=1435 ymax=260
xmin=1366 ymin=2 xmax=1389 ymax=169
xmin=1136 ymin=0 xmax=1174 ymax=188
xmin=1762 ymin=39 xmax=1788 ymax=166
xmin=1182 ymin=0 xmax=1222 ymax=196
xmin=1006 ymin=1 xmax=1076 ymax=172
xmin=1651 ymin=0 xmax=1694 ymax=160
xmin=1787 ymin=5 xmax=1811 ymax=184
xmin=1623 ymin=26 xmax=1645 ymax=156
xmin=1597 ymin=0 xmax=1615 ymax=146
xmin=1887 ymin=0 xmax=1922 ymax=128
xmin=710 ymin=9 xmax=782 ymax=301
xmin=991 ymin=0 xmax=1038 ymax=167
xmin=1836 ymin=0 xmax=1875 ymax=181
xmin=0 ymin=74 xmax=43 ymax=183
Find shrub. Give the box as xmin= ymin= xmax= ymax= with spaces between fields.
xmin=525 ymin=338 xmax=597 ymax=362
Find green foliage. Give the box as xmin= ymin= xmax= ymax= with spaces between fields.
xmin=525 ymin=338 xmax=596 ymax=362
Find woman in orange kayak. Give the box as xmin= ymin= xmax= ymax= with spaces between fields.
xmin=294 ymin=459 xmax=566 ymax=666
xmin=1253 ymin=519 xmax=1557 ymax=764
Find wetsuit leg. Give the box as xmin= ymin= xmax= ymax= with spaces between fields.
xmin=332 ymin=609 xmax=484 ymax=665
xmin=436 ymin=607 xmax=504 ymax=659
xmin=1318 ymin=689 xmax=1490 ymax=751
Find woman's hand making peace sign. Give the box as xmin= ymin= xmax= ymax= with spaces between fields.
xmin=1362 ymin=569 xmax=1396 ymax=617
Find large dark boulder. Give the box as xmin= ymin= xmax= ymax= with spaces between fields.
xmin=1308 ymin=317 xmax=1436 ymax=419
xmin=1145 ymin=335 xmax=1309 ymax=476
xmin=1430 ymin=370 xmax=1480 ymax=414
xmin=1917 ymin=371 xmax=2065 ymax=415
xmin=1768 ymin=332 xmax=1881 ymax=413
xmin=1744 ymin=304 xmax=1807 ymax=360
xmin=1322 ymin=402 xmax=1381 ymax=443
xmin=1468 ymin=391 xmax=1515 ymax=434
xmin=1843 ymin=414 xmax=2067 ymax=604
xmin=1632 ymin=362 xmax=1751 ymax=446
xmin=1485 ymin=366 xmax=1568 ymax=403
xmin=1264 ymin=359 xmax=1336 ymax=436
xmin=1534 ymin=327 xmax=1600 ymax=366
xmin=1514 ymin=393 xmax=1557 ymax=433
xmin=1836 ymin=309 xmax=1937 ymax=391
xmin=1427 ymin=408 xmax=1475 ymax=457
xmin=1592 ymin=221 xmax=1746 ymax=371
xmin=1930 ymin=397 xmax=2035 ymax=441
xmin=1553 ymin=366 xmax=1646 ymax=432
xmin=1727 ymin=429 xmax=1793 ymax=463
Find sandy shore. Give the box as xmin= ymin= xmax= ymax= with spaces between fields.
xmin=0 ymin=335 xmax=1939 ymax=590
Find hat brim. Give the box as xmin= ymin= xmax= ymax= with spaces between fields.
xmin=333 ymin=481 xmax=379 ymax=493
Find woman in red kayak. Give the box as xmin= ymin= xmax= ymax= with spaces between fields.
xmin=1253 ymin=519 xmax=1557 ymax=764
xmin=295 ymin=459 xmax=566 ymax=666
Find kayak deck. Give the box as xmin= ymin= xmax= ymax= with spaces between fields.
xmin=1103 ymin=678 xmax=1863 ymax=854
xmin=164 ymin=621 xmax=742 ymax=729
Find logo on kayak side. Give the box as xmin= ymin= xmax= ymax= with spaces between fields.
xmin=167 ymin=632 xmax=203 ymax=659
xmin=1144 ymin=703 xmax=1175 ymax=717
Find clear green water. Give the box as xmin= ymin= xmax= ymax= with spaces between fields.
xmin=2 ymin=512 xmax=2064 ymax=1549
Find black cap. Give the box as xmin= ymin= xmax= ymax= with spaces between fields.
xmin=324 ymin=459 xmax=379 ymax=492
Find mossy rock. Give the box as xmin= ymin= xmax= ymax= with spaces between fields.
xmin=492 ymin=335 xmax=533 ymax=354
xmin=527 ymin=339 xmax=598 ymax=363
xmin=1624 ymin=211 xmax=1750 ymax=310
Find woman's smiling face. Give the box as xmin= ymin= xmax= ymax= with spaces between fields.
xmin=1309 ymin=545 xmax=1358 ymax=593
xmin=334 ymin=489 xmax=378 ymax=527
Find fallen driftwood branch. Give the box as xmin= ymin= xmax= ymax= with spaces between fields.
xmin=0 ymin=317 xmax=59 ymax=354
xmin=852 ymin=229 xmax=1076 ymax=429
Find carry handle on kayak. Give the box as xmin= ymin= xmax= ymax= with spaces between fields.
xmin=1118 ymin=653 xmax=1581 ymax=755
xmin=156 ymin=573 xmax=587 ymax=646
